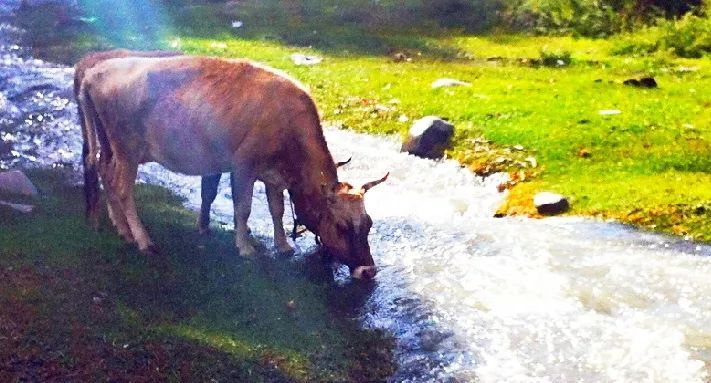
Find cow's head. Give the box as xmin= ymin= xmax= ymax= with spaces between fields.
xmin=317 ymin=173 xmax=388 ymax=280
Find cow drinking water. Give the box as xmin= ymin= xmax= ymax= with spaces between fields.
xmin=78 ymin=56 xmax=386 ymax=279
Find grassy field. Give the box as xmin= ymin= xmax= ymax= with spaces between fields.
xmin=0 ymin=170 xmax=394 ymax=382
xmin=18 ymin=2 xmax=711 ymax=242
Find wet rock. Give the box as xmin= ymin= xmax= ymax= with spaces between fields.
xmin=534 ymin=192 xmax=569 ymax=215
xmin=623 ymin=77 xmax=658 ymax=88
xmin=431 ymin=78 xmax=471 ymax=89
xmin=418 ymin=329 xmax=451 ymax=352
xmin=0 ymin=200 xmax=33 ymax=213
xmin=0 ymin=170 xmax=38 ymax=196
xmin=401 ymin=116 xmax=454 ymax=160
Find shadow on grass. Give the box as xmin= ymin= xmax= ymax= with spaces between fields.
xmin=0 ymin=169 xmax=395 ymax=382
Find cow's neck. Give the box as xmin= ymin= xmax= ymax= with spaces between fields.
xmin=284 ymin=132 xmax=337 ymax=233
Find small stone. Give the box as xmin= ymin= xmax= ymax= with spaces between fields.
xmin=291 ymin=53 xmax=322 ymax=66
xmin=392 ymin=52 xmax=410 ymax=62
xmin=286 ymin=300 xmax=296 ymax=310
xmin=599 ymin=109 xmax=621 ymax=116
xmin=623 ymin=77 xmax=657 ymax=88
xmin=431 ymin=78 xmax=471 ymax=89
xmin=0 ymin=170 xmax=39 ymax=196
xmin=534 ymin=192 xmax=569 ymax=215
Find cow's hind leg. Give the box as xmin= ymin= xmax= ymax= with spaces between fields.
xmin=114 ymin=160 xmax=158 ymax=254
xmin=99 ymin=159 xmax=134 ymax=243
xmin=265 ymin=183 xmax=294 ymax=256
xmin=231 ymin=173 xmax=256 ymax=257
xmin=198 ymin=173 xmax=222 ymax=234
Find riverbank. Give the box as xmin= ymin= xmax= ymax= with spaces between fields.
xmin=3 ymin=4 xmax=711 ymax=380
xmin=19 ymin=2 xmax=710 ymax=242
xmin=0 ymin=169 xmax=395 ymax=382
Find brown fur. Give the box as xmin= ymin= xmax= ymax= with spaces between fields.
xmin=78 ymin=56 xmax=386 ymax=278
xmin=74 ymin=49 xmax=182 ymax=226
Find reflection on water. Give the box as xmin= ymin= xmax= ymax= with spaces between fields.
xmin=1 ymin=3 xmax=710 ymax=381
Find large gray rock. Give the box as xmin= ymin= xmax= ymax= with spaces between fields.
xmin=0 ymin=170 xmax=38 ymax=196
xmin=534 ymin=192 xmax=569 ymax=215
xmin=401 ymin=116 xmax=455 ymax=160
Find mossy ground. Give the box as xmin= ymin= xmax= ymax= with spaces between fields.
xmin=0 ymin=169 xmax=394 ymax=382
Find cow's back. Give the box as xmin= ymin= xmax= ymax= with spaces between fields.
xmin=82 ymin=56 xmax=321 ymax=175
xmin=74 ymin=50 xmax=182 ymax=99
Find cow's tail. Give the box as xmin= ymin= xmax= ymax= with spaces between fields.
xmin=78 ymin=82 xmax=111 ymax=228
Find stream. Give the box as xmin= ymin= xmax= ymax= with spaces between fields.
xmin=1 ymin=2 xmax=710 ymax=382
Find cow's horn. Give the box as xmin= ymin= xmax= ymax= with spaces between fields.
xmin=336 ymin=157 xmax=352 ymax=168
xmin=361 ymin=172 xmax=389 ymax=193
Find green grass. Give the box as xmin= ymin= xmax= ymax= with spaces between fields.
xmin=174 ymin=33 xmax=711 ymax=240
xmin=0 ymin=169 xmax=394 ymax=382
xmin=16 ymin=2 xmax=711 ymax=242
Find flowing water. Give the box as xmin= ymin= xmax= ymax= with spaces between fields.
xmin=1 ymin=3 xmax=710 ymax=382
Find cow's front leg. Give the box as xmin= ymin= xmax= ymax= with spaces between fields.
xmin=266 ymin=183 xmax=295 ymax=256
xmin=231 ymin=174 xmax=256 ymax=256
xmin=198 ymin=173 xmax=222 ymax=234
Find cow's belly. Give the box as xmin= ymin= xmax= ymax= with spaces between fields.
xmin=143 ymin=118 xmax=236 ymax=176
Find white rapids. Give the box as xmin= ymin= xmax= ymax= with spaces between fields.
xmin=1 ymin=2 xmax=710 ymax=380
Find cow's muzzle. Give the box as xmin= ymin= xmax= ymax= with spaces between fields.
xmin=351 ymin=265 xmax=377 ymax=280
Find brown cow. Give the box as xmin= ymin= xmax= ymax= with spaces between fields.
xmin=78 ymin=56 xmax=387 ymax=279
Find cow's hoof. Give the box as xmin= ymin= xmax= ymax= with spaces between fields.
xmin=237 ymin=244 xmax=257 ymax=257
xmin=277 ymin=245 xmax=295 ymax=257
xmin=198 ymin=226 xmax=211 ymax=235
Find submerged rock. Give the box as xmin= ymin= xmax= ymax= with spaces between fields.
xmin=0 ymin=170 xmax=38 ymax=196
xmin=401 ymin=116 xmax=454 ymax=160
xmin=534 ymin=192 xmax=569 ymax=215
